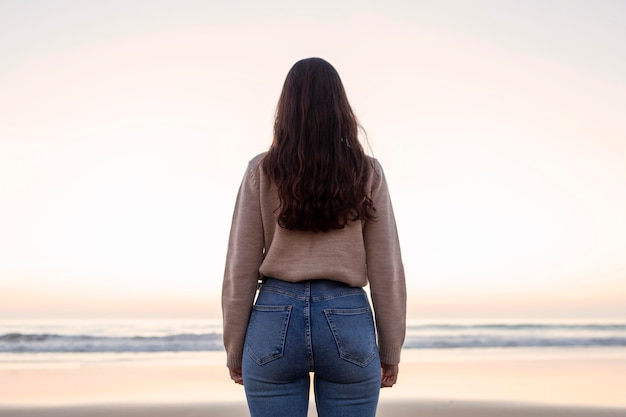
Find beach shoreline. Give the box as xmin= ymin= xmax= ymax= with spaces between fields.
xmin=1 ymin=348 xmax=625 ymax=415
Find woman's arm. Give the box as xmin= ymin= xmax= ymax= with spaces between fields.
xmin=222 ymin=163 xmax=265 ymax=370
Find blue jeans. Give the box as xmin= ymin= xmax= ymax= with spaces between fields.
xmin=242 ymin=278 xmax=381 ymax=417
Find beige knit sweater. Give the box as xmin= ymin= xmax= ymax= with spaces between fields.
xmin=222 ymin=153 xmax=406 ymax=369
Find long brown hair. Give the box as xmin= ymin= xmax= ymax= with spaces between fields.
xmin=262 ymin=57 xmax=375 ymax=232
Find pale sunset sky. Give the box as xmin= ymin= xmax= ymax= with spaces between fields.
xmin=1 ymin=1 xmax=625 ymax=320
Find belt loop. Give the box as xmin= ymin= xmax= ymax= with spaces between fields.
xmin=253 ymin=277 xmax=264 ymax=304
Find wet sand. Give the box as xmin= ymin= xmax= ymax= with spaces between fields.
xmin=1 ymin=348 xmax=624 ymax=416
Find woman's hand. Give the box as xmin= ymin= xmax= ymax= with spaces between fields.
xmin=381 ymin=363 xmax=399 ymax=388
xmin=229 ymin=367 xmax=243 ymax=385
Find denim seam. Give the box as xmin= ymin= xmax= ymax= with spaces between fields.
xmin=304 ymin=282 xmax=314 ymax=371
xmin=311 ymin=290 xmax=364 ymax=302
xmin=261 ymin=286 xmax=364 ymax=302
xmin=260 ymin=286 xmax=307 ymax=301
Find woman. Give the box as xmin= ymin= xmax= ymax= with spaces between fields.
xmin=222 ymin=57 xmax=406 ymax=417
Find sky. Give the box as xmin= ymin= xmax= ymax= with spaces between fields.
xmin=1 ymin=0 xmax=625 ymax=320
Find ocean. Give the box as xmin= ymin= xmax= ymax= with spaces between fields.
xmin=1 ymin=319 xmax=625 ymax=354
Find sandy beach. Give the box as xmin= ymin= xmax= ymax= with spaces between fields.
xmin=1 ymin=348 xmax=625 ymax=416
xmin=1 ymin=401 xmax=626 ymax=417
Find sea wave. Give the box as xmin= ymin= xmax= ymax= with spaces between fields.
xmin=0 ymin=332 xmax=223 ymax=353
xmin=1 ymin=323 xmax=625 ymax=353
xmin=402 ymin=335 xmax=626 ymax=349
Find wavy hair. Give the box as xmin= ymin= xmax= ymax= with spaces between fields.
xmin=262 ymin=57 xmax=375 ymax=232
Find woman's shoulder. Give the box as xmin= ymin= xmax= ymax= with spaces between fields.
xmin=244 ymin=152 xmax=269 ymax=175
xmin=365 ymin=155 xmax=385 ymax=185
xmin=365 ymin=155 xmax=382 ymax=170
xmin=241 ymin=152 xmax=268 ymax=187
xmin=249 ymin=151 xmax=268 ymax=168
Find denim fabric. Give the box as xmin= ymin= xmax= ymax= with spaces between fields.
xmin=242 ymin=278 xmax=381 ymax=417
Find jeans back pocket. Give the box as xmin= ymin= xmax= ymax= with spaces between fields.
xmin=323 ymin=307 xmax=377 ymax=367
xmin=245 ymin=305 xmax=292 ymax=365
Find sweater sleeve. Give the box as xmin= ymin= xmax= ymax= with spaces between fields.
xmin=363 ymin=160 xmax=407 ymax=365
xmin=222 ymin=163 xmax=265 ymax=369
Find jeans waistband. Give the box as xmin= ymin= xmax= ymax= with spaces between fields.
xmin=261 ymin=277 xmax=364 ymax=299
